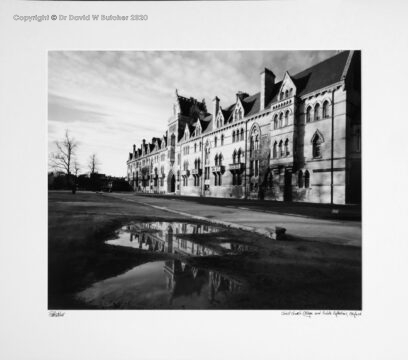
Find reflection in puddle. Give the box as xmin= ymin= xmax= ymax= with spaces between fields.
xmin=77 ymin=260 xmax=245 ymax=309
xmin=106 ymin=221 xmax=255 ymax=256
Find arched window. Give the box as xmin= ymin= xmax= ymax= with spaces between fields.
xmin=219 ymin=154 xmax=223 ymax=166
xmin=205 ymin=146 xmax=210 ymax=165
xmin=199 ymin=142 xmax=202 ymax=151
xmin=274 ymin=115 xmax=278 ymax=130
xmin=221 ymin=134 xmax=224 ymax=146
xmin=279 ymin=113 xmax=283 ymax=128
xmin=285 ymin=90 xmax=289 ymax=98
xmin=232 ymin=150 xmax=237 ymax=164
xmin=273 ymin=141 xmax=277 ymax=159
xmin=314 ymin=103 xmax=320 ymax=121
xmin=240 ymin=128 xmax=244 ymax=141
xmin=278 ymin=140 xmax=283 ymax=157
xmin=323 ymin=101 xmax=329 ymax=118
xmin=298 ymin=171 xmax=304 ymax=188
xmin=250 ymin=126 xmax=260 ymax=156
xmin=194 ymin=143 xmax=197 ymax=153
xmin=280 ymin=92 xmax=284 ymax=100
xmin=306 ymin=106 xmax=312 ymax=123
xmin=214 ymin=136 xmax=218 ymax=147
xmin=289 ymin=88 xmax=293 ymax=97
xmin=232 ymin=131 xmax=236 ymax=143
xmin=237 ymin=148 xmax=242 ymax=163
xmin=235 ymin=108 xmax=243 ymax=121
xmin=304 ymin=170 xmax=310 ymax=188
xmin=312 ymin=132 xmax=324 ymax=158
xmin=285 ymin=111 xmax=289 ymax=126
xmin=285 ymin=139 xmax=290 ymax=156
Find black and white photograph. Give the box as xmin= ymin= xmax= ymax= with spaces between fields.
xmin=48 ymin=50 xmax=361 ymax=310
xmin=2 ymin=0 xmax=408 ymax=359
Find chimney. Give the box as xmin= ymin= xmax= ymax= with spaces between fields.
xmin=260 ymin=68 xmax=275 ymax=110
xmin=213 ymin=96 xmax=220 ymax=119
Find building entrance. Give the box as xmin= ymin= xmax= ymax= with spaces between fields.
xmin=167 ymin=172 xmax=175 ymax=193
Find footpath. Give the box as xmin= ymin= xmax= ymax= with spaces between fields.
xmin=104 ymin=193 xmax=362 ymax=247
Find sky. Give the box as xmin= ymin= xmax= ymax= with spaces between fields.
xmin=48 ymin=50 xmax=338 ymax=177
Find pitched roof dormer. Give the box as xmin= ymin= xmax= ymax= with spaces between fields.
xmin=195 ymin=120 xmax=202 ymax=136
xmin=234 ymin=96 xmax=245 ymax=121
xmin=278 ymin=72 xmax=297 ymax=101
xmin=215 ymin=107 xmax=225 ymax=128
xmin=184 ymin=123 xmax=190 ymax=141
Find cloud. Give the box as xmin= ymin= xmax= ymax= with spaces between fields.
xmin=48 ymin=50 xmax=338 ymax=176
xmin=48 ymin=93 xmax=110 ymax=124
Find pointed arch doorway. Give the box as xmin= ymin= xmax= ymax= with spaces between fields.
xmin=167 ymin=171 xmax=176 ymax=193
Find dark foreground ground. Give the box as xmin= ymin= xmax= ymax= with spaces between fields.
xmin=48 ymin=191 xmax=361 ymax=310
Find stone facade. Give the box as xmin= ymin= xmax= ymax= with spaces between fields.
xmin=127 ymin=51 xmax=361 ymax=204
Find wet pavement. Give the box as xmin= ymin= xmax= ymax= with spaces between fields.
xmin=105 ymin=193 xmax=362 ymax=247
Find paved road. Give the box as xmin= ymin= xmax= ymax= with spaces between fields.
xmin=104 ymin=193 xmax=361 ymax=247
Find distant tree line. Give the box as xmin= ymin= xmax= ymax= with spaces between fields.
xmin=48 ymin=129 xmax=132 ymax=192
xmin=48 ymin=172 xmax=132 ymax=192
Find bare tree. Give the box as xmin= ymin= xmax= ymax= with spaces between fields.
xmin=49 ymin=130 xmax=78 ymax=176
xmin=88 ymin=153 xmax=100 ymax=175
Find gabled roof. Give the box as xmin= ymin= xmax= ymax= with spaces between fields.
xmin=241 ymin=92 xmax=260 ymax=117
xmin=292 ymin=50 xmax=351 ymax=97
xmin=220 ymin=92 xmax=261 ymax=122
xmin=176 ymin=92 xmax=211 ymax=141
xmin=264 ymin=51 xmax=352 ymax=107
xmin=221 ymin=103 xmax=235 ymax=124
xmin=200 ymin=116 xmax=212 ymax=134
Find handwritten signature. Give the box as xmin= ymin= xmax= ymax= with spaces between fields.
xmin=49 ymin=311 xmax=65 ymax=317
xmin=281 ymin=310 xmax=362 ymax=318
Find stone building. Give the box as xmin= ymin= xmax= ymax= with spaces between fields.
xmin=127 ymin=51 xmax=361 ymax=204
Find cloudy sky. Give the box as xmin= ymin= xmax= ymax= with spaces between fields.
xmin=48 ymin=50 xmax=337 ymax=176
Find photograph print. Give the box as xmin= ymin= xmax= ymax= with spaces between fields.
xmin=48 ymin=50 xmax=361 ymax=310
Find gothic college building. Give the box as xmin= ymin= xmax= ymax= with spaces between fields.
xmin=127 ymin=51 xmax=361 ymax=204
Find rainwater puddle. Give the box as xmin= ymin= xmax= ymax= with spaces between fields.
xmin=106 ymin=221 xmax=254 ymax=256
xmin=219 ymin=242 xmax=257 ymax=253
xmin=76 ymin=260 xmax=246 ymax=309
